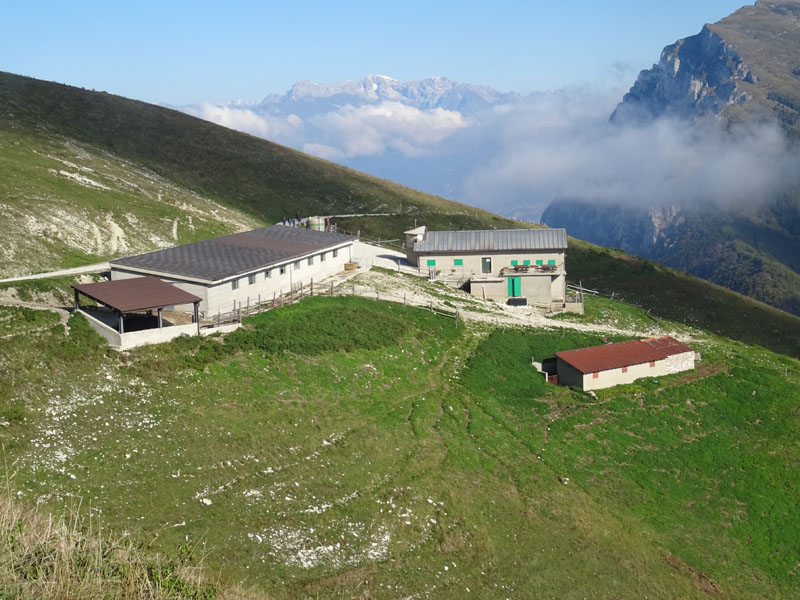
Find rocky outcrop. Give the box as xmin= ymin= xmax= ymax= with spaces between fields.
xmin=610 ymin=25 xmax=757 ymax=125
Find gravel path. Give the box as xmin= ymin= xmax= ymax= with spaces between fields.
xmin=0 ymin=262 xmax=110 ymax=284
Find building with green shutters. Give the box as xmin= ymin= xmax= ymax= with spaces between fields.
xmin=404 ymin=226 xmax=571 ymax=310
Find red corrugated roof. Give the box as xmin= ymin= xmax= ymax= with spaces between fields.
xmin=555 ymin=336 xmax=692 ymax=374
xmin=73 ymin=277 xmax=202 ymax=313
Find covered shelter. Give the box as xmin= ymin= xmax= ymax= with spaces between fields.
xmin=72 ymin=276 xmax=202 ymax=334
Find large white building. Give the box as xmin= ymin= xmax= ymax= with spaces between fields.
xmin=110 ymin=225 xmax=357 ymax=316
xmin=405 ymin=226 xmax=569 ymax=309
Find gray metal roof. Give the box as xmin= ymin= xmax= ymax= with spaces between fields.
xmin=111 ymin=225 xmax=356 ymax=282
xmin=414 ymin=228 xmax=567 ymax=253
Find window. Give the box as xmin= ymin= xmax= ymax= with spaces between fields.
xmin=279 ymin=266 xmax=286 ymax=276
xmin=426 ymin=259 xmax=436 ymax=267
xmin=592 ymin=372 xmax=599 ymax=379
xmin=622 ymin=366 xmax=628 ymax=373
xmin=535 ymin=259 xmax=543 ymax=266
xmin=649 ymin=361 xmax=656 ymax=368
xmin=511 ymin=260 xmax=518 ymax=266
xmin=523 ymin=260 xmax=531 ymax=266
xmin=481 ymin=257 xmax=492 ymax=273
xmin=308 ymin=256 xmax=314 ymax=266
xmin=295 ymin=260 xmax=302 ymax=270
xmin=231 ymin=279 xmax=239 ymax=290
xmin=248 ymin=274 xmax=256 ymax=285
xmin=264 ymin=270 xmax=270 ymax=279
xmin=548 ymin=259 xmax=556 ymax=266
xmin=332 ymin=249 xmax=338 ymax=258
xmin=320 ymin=252 xmax=326 ymax=262
xmin=454 ymin=258 xmax=463 ymax=266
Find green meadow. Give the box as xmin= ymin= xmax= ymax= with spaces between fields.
xmin=2 ymin=296 xmax=798 ymax=599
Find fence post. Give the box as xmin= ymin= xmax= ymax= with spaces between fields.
xmin=311 ymin=279 xmax=314 ymax=296
xmin=352 ymin=283 xmax=355 ymax=296
xmin=375 ymin=288 xmax=379 ymax=301
xmin=216 ymin=310 xmax=220 ymax=327
xmin=403 ymin=293 xmax=406 ymax=306
xmin=330 ymin=281 xmax=334 ymax=296
xmin=246 ymin=297 xmax=250 ymax=316
xmin=455 ymin=311 xmax=460 ymax=327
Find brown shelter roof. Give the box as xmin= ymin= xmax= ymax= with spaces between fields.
xmin=73 ymin=277 xmax=202 ymax=313
xmin=555 ymin=336 xmax=692 ymax=374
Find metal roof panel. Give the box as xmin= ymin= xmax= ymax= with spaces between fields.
xmin=414 ymin=228 xmax=567 ymax=253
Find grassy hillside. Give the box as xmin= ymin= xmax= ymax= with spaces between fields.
xmin=0 ymin=123 xmax=260 ymax=277
xmin=1 ymin=295 xmax=798 ymax=599
xmin=567 ymin=238 xmax=800 ymax=358
xmin=0 ymin=69 xmax=518 ymax=272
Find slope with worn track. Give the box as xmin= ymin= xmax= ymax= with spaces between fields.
xmin=0 ymin=70 xmax=517 ymax=279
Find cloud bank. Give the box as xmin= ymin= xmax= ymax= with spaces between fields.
xmin=186 ymin=90 xmax=800 ymax=221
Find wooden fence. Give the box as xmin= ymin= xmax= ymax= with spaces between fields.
xmin=202 ymin=278 xmax=461 ymax=329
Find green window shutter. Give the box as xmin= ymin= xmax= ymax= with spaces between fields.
xmin=511 ymin=260 xmax=518 ymax=266
xmin=523 ymin=260 xmax=531 ymax=266
xmin=454 ymin=258 xmax=463 ymax=266
xmin=427 ymin=259 xmax=436 ymax=267
xmin=535 ymin=260 xmax=543 ymax=266
xmin=548 ymin=259 xmax=556 ymax=266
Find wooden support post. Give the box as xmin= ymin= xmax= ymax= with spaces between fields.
xmin=258 ymin=294 xmax=261 ymax=311
xmin=246 ymin=297 xmax=250 ymax=317
xmin=330 ymin=281 xmax=334 ymax=296
xmin=73 ymin=289 xmax=80 ymax=310
xmin=310 ymin=279 xmax=314 ymax=296
xmin=217 ymin=310 xmax=220 ymax=327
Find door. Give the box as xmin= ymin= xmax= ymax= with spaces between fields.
xmin=507 ymin=276 xmax=521 ymax=297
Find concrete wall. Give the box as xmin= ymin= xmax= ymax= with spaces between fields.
xmin=112 ymin=241 xmax=355 ymax=315
xmin=555 ymin=359 xmax=585 ymax=388
xmin=560 ymin=350 xmax=696 ymax=391
xmin=204 ymin=243 xmax=352 ymax=315
xmin=79 ymin=309 xmax=199 ymax=350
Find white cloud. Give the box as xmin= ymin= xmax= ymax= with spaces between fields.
xmin=184 ymin=102 xmax=304 ymax=142
xmin=184 ymin=90 xmax=799 ymax=221
xmin=309 ymin=102 xmax=468 ymax=158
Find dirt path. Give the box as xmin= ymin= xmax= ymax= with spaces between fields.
xmin=0 ymin=262 xmax=109 ymax=284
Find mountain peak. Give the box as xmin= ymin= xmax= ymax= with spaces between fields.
xmin=610 ymin=0 xmax=800 ymax=131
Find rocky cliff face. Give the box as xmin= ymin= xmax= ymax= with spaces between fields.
xmin=610 ymin=25 xmax=757 ymax=125
xmin=611 ymin=0 xmax=800 ymax=132
xmin=543 ymin=1 xmax=800 ymax=316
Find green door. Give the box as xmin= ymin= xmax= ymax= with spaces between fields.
xmin=507 ymin=277 xmax=521 ymax=297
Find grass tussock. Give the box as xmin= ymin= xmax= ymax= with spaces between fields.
xmin=0 ymin=489 xmax=217 ymax=600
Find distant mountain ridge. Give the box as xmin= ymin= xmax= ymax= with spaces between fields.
xmin=216 ymin=75 xmax=522 ymax=118
xmin=544 ymin=0 xmax=800 ymax=317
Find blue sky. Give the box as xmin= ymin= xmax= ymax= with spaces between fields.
xmin=3 ymin=0 xmax=750 ymax=105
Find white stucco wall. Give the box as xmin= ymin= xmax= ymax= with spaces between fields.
xmin=563 ymin=350 xmax=696 ymax=391
xmin=111 ymin=241 xmax=355 ymax=315
xmin=418 ymin=250 xmax=565 ymax=280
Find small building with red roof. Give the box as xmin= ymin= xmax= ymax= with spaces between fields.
xmin=555 ymin=335 xmax=695 ymax=391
